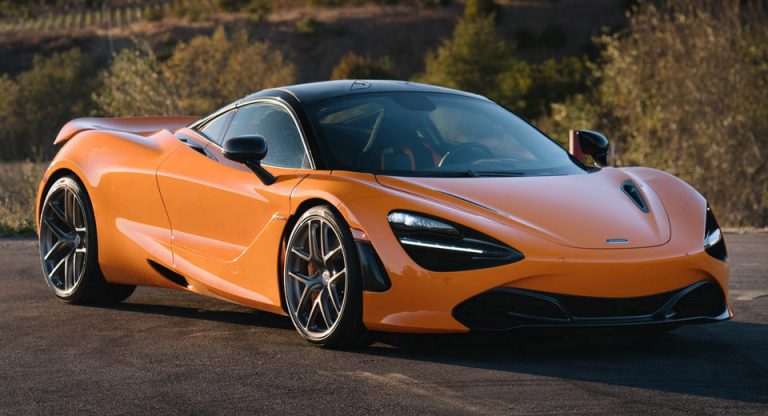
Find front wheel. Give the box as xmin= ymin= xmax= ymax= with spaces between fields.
xmin=283 ymin=206 xmax=367 ymax=348
xmin=39 ymin=176 xmax=135 ymax=304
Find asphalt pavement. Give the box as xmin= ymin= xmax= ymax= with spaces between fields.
xmin=1 ymin=233 xmax=766 ymax=415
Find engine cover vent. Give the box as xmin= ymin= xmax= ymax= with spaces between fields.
xmin=621 ymin=180 xmax=649 ymax=213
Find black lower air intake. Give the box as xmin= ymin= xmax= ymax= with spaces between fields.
xmin=453 ymin=280 xmax=727 ymax=330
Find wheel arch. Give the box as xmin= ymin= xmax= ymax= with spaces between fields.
xmin=36 ymin=165 xmax=93 ymax=234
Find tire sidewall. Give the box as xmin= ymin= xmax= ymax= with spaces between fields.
xmin=283 ymin=206 xmax=364 ymax=346
xmin=40 ymin=176 xmax=102 ymax=303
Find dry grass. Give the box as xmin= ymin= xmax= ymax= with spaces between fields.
xmin=723 ymin=227 xmax=768 ymax=234
xmin=0 ymin=162 xmax=45 ymax=237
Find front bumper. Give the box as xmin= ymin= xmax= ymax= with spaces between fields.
xmin=452 ymin=280 xmax=731 ymax=331
xmin=341 ymin=181 xmax=728 ymax=334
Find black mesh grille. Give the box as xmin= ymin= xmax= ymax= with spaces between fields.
xmin=453 ymin=281 xmax=727 ymax=330
xmin=671 ymin=281 xmax=726 ymax=318
xmin=453 ymin=290 xmax=568 ymax=330
xmin=552 ymin=290 xmax=676 ymax=318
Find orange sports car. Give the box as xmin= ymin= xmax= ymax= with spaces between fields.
xmin=36 ymin=80 xmax=730 ymax=347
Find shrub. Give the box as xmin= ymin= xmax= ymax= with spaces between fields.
xmin=330 ymin=52 xmax=397 ymax=80
xmin=170 ymin=1 xmax=211 ymax=22
xmin=144 ymin=5 xmax=164 ymax=22
xmin=295 ymin=17 xmax=319 ymax=36
xmin=216 ymin=0 xmax=271 ymax=12
xmin=463 ymin=0 xmax=499 ymax=19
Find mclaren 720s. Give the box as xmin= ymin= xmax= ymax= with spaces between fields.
xmin=36 ymin=80 xmax=730 ymax=347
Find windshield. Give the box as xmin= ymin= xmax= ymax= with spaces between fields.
xmin=307 ymin=92 xmax=586 ymax=177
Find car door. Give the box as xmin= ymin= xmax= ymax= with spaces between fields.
xmin=155 ymin=101 xmax=312 ymax=310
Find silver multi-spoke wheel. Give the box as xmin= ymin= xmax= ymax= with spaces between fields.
xmin=38 ymin=176 xmax=135 ymax=304
xmin=285 ymin=216 xmax=348 ymax=339
xmin=40 ymin=183 xmax=88 ymax=296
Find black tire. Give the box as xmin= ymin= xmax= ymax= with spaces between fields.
xmin=283 ymin=205 xmax=368 ymax=348
xmin=39 ymin=176 xmax=136 ymax=305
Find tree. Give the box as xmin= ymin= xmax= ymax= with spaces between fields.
xmin=330 ymin=52 xmax=397 ymax=80
xmin=525 ymin=57 xmax=592 ymax=120
xmin=14 ymin=49 xmax=95 ymax=159
xmin=162 ymin=28 xmax=296 ymax=114
xmin=0 ymin=75 xmax=20 ymax=159
xmin=417 ymin=13 xmax=531 ymax=112
xmin=95 ymin=29 xmax=297 ymax=117
xmin=537 ymin=0 xmax=768 ymax=226
xmin=93 ymin=48 xmax=178 ymax=117
xmin=600 ymin=1 xmax=768 ymax=226
xmin=533 ymin=94 xmax=600 ymax=147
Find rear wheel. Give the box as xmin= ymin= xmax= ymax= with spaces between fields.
xmin=283 ymin=206 xmax=367 ymax=348
xmin=39 ymin=176 xmax=135 ymax=304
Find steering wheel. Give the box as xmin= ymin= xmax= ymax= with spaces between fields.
xmin=439 ymin=143 xmax=495 ymax=167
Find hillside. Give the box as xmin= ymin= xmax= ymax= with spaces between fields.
xmin=0 ymin=0 xmax=628 ymax=81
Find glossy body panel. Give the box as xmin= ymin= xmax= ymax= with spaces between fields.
xmin=325 ymin=171 xmax=728 ymax=333
xmin=54 ymin=116 xmax=198 ymax=144
xmin=376 ymin=168 xmax=671 ymax=249
xmin=38 ymin=128 xmax=183 ymax=288
xmin=36 ymin=83 xmax=730 ymax=334
xmin=155 ymin=128 xmax=306 ymax=313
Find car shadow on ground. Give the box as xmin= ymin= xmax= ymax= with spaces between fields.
xmin=102 ymin=301 xmax=294 ymax=330
xmin=95 ymin=299 xmax=768 ymax=405
xmin=366 ymin=321 xmax=768 ymax=404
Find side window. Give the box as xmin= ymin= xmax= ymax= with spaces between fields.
xmin=198 ymin=111 xmax=233 ymax=145
xmin=223 ymin=103 xmax=308 ymax=169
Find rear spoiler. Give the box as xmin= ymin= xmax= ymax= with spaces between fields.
xmin=54 ymin=116 xmax=200 ymax=145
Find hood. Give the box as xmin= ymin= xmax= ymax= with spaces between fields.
xmin=376 ymin=168 xmax=671 ymax=249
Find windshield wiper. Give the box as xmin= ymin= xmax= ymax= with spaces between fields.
xmin=378 ymin=170 xmax=525 ymax=178
xmin=439 ymin=170 xmax=526 ymax=177
xmin=431 ymin=170 xmax=525 ymax=177
xmin=472 ymin=171 xmax=526 ymax=177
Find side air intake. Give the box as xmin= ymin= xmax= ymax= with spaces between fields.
xmin=148 ymin=260 xmax=189 ymax=288
xmin=621 ymin=180 xmax=649 ymax=213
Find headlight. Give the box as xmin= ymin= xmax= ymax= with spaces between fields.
xmin=388 ymin=211 xmax=460 ymax=236
xmin=704 ymin=205 xmax=727 ymax=261
xmin=387 ymin=211 xmax=524 ymax=271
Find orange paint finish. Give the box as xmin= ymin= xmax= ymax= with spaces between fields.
xmin=38 ymin=128 xmax=184 ymax=289
xmin=324 ymin=170 xmax=729 ymax=333
xmin=53 ymin=116 xmax=199 ymax=145
xmin=37 ymin=120 xmax=729 ymax=334
xmin=154 ymin=128 xmax=306 ymax=314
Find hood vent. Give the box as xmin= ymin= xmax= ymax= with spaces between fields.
xmin=621 ymin=180 xmax=649 ymax=213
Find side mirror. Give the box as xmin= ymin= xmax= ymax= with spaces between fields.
xmin=572 ymin=130 xmax=609 ymax=167
xmin=223 ymin=135 xmax=276 ymax=185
